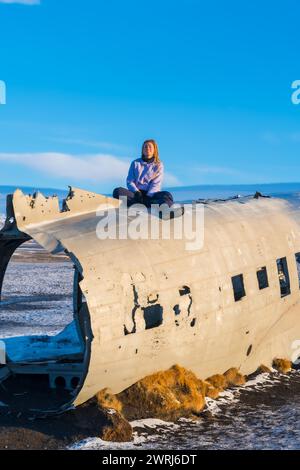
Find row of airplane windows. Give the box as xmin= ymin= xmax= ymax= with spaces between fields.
xmin=232 ymin=252 xmax=300 ymax=302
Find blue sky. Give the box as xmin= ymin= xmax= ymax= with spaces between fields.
xmin=0 ymin=0 xmax=300 ymax=193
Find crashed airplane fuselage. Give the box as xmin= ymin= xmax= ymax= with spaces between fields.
xmin=0 ymin=187 xmax=300 ymax=413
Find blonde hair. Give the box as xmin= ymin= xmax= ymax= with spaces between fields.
xmin=142 ymin=139 xmax=160 ymax=165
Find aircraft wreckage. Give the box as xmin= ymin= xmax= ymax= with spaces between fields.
xmin=0 ymin=187 xmax=300 ymax=413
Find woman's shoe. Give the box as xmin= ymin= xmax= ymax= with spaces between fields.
xmin=159 ymin=205 xmax=185 ymax=220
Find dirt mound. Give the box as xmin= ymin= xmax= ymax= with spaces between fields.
xmin=96 ymin=388 xmax=123 ymax=413
xmin=117 ymin=364 xmax=206 ymax=421
xmin=272 ymin=358 xmax=292 ymax=374
xmin=69 ymin=398 xmax=133 ymax=442
xmin=100 ymin=409 xmax=133 ymax=442
xmin=0 ymin=428 xmax=61 ymax=450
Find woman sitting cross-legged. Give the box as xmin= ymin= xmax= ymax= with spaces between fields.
xmin=113 ymin=139 xmax=184 ymax=219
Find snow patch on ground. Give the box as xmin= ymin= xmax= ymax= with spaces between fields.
xmin=0 ymin=261 xmax=82 ymax=362
xmin=69 ymin=437 xmax=133 ymax=450
xmin=205 ymin=372 xmax=280 ymax=415
xmin=130 ymin=418 xmax=180 ymax=430
xmin=69 ymin=419 xmax=180 ymax=450
xmin=2 ymin=321 xmax=83 ymax=363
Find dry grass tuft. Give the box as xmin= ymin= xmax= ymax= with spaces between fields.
xmin=272 ymin=358 xmax=292 ymax=374
xmin=203 ymin=380 xmax=220 ymax=399
xmin=117 ymin=364 xmax=206 ymax=420
xmin=206 ymin=374 xmax=227 ymax=391
xmin=223 ymin=368 xmax=246 ymax=387
xmin=94 ymin=361 xmax=278 ymax=424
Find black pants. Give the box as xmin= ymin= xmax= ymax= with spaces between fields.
xmin=112 ymin=187 xmax=174 ymax=208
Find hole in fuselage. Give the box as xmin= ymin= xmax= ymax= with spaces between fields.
xmin=55 ymin=376 xmax=66 ymax=389
xmin=71 ymin=376 xmax=80 ymax=389
xmin=0 ymin=237 xmax=90 ymax=413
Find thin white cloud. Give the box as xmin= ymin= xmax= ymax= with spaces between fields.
xmin=0 ymin=152 xmax=180 ymax=186
xmin=0 ymin=0 xmax=40 ymax=4
xmin=0 ymin=153 xmax=129 ymax=182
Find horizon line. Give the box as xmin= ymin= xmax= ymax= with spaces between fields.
xmin=0 ymin=181 xmax=300 ymax=194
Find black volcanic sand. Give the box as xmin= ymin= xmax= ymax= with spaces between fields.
xmin=0 ymin=372 xmax=299 ymax=449
xmin=0 ymin=399 xmax=119 ymax=450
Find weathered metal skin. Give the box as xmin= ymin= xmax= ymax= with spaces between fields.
xmin=1 ymin=187 xmax=300 ymax=408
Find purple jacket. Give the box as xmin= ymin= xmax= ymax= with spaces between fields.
xmin=126 ymin=158 xmax=164 ymax=197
